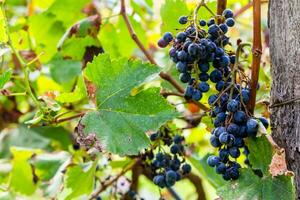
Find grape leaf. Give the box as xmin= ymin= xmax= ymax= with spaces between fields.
xmin=59 ymin=161 xmax=97 ymax=200
xmin=48 ymin=54 xmax=81 ymax=84
xmin=0 ymin=7 xmax=8 ymax=44
xmin=98 ymin=16 xmax=148 ymax=58
xmin=217 ymin=169 xmax=295 ymax=200
xmin=9 ymin=147 xmax=41 ymax=195
xmin=31 ymin=151 xmax=71 ymax=181
xmin=246 ymin=135 xmax=273 ymax=175
xmin=0 ymin=69 xmax=12 ymax=89
xmin=56 ymin=76 xmax=87 ymax=103
xmin=81 ymin=54 xmax=178 ymax=155
xmin=160 ymin=0 xmax=189 ymax=34
xmin=61 ymin=36 xmax=99 ymax=60
xmin=28 ymin=0 xmax=89 ymax=62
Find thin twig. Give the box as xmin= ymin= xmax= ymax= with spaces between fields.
xmin=89 ymin=159 xmax=137 ymax=199
xmin=234 ymin=0 xmax=269 ymax=18
xmin=248 ymin=0 xmax=262 ymax=113
xmin=160 ymin=90 xmax=184 ymax=98
xmin=55 ymin=113 xmax=85 ymax=123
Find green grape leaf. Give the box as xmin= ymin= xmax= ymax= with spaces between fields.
xmin=0 ymin=69 xmax=12 ymax=89
xmin=9 ymin=147 xmax=40 ymax=195
xmin=59 ymin=161 xmax=97 ymax=200
xmin=0 ymin=7 xmax=8 ymax=44
xmin=28 ymin=0 xmax=89 ymax=62
xmin=246 ymin=135 xmax=273 ymax=175
xmin=31 ymin=151 xmax=71 ymax=181
xmin=48 ymin=54 xmax=82 ymax=84
xmin=81 ymin=54 xmax=178 ymax=155
xmin=0 ymin=126 xmax=71 ymax=158
xmin=56 ymin=76 xmax=87 ymax=103
xmin=98 ymin=16 xmax=147 ymax=58
xmin=217 ymin=169 xmax=295 ymax=200
xmin=61 ymin=36 xmax=99 ymax=60
xmin=46 ymin=0 xmax=89 ymax=27
xmin=188 ymin=155 xmax=226 ymax=188
xmin=160 ymin=0 xmax=189 ymax=34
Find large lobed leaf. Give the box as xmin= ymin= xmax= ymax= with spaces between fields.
xmin=217 ymin=169 xmax=295 ymax=200
xmin=81 ymin=54 xmax=178 ymax=155
xmin=246 ymin=135 xmax=273 ymax=175
xmin=218 ymin=135 xmax=295 ymax=200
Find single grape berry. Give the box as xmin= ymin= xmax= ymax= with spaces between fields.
xmin=198 ymin=62 xmax=210 ymax=72
xmin=188 ymin=43 xmax=200 ymax=56
xmin=192 ymin=89 xmax=202 ymax=101
xmin=229 ymin=147 xmax=240 ymax=158
xmin=227 ymin=123 xmax=240 ymax=135
xmin=176 ymin=32 xmax=187 ymax=42
xmin=216 ymin=81 xmax=225 ymax=91
xmin=219 ymin=24 xmax=228 ymax=34
xmin=215 ymin=162 xmax=226 ymax=174
xmin=226 ymin=18 xmax=235 ymax=27
xmin=153 ymin=175 xmax=165 ymax=188
xmin=259 ymin=117 xmax=269 ymax=129
xmin=182 ymin=163 xmax=192 ymax=174
xmin=246 ymin=118 xmax=259 ymax=137
xmin=222 ymin=9 xmax=234 ymax=19
xmin=227 ymin=100 xmax=240 ymax=112
xmin=198 ymin=82 xmax=210 ymax=92
xmin=207 ymin=155 xmax=220 ymax=167
xmin=158 ymin=38 xmax=168 ymax=48
xmin=219 ymin=132 xmax=229 ymax=144
xmin=233 ymin=111 xmax=247 ymax=124
xmin=173 ymin=135 xmax=184 ymax=144
xmin=179 ymin=16 xmax=188 ymax=24
xmin=199 ymin=72 xmax=210 ymax=82
xmin=207 ymin=18 xmax=215 ymax=26
xmin=210 ymin=135 xmax=221 ymax=147
xmin=163 ymin=32 xmax=173 ymax=43
xmin=150 ymin=132 xmax=159 ymax=141
xmin=176 ymin=61 xmax=187 ymax=73
xmin=170 ymin=144 xmax=180 ymax=154
xmin=208 ymin=94 xmax=218 ymax=105
xmin=179 ymin=73 xmax=191 ymax=83
xmin=199 ymin=19 xmax=206 ymax=26
xmin=210 ymin=69 xmax=223 ymax=83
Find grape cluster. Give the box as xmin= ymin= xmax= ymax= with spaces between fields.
xmin=141 ymin=130 xmax=191 ymax=188
xmin=158 ymin=9 xmax=237 ymax=101
xmin=158 ymin=9 xmax=270 ymax=181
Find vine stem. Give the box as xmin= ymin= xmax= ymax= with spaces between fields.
xmin=248 ymin=0 xmax=262 ymax=113
xmin=217 ymin=0 xmax=227 ymax=15
xmin=1 ymin=3 xmax=40 ymax=108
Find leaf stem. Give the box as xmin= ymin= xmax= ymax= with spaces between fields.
xmin=1 ymin=3 xmax=40 ymax=108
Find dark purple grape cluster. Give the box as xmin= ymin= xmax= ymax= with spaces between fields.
xmin=141 ymin=130 xmax=191 ymax=188
xmin=158 ymin=9 xmax=270 ymax=181
xmin=157 ymin=9 xmax=238 ymax=101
